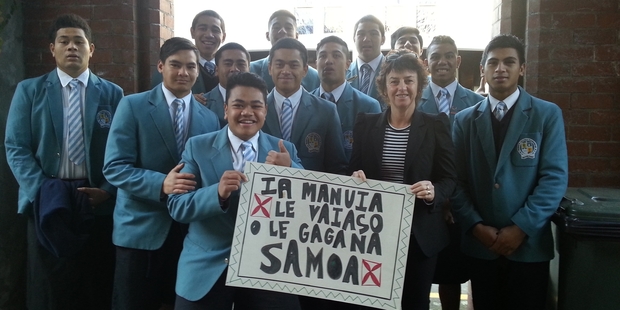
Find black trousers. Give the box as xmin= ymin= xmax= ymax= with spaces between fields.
xmin=174 ymin=270 xmax=301 ymax=310
xmin=469 ymin=256 xmax=550 ymax=310
xmin=26 ymin=215 xmax=115 ymax=310
xmin=112 ymin=222 xmax=186 ymax=310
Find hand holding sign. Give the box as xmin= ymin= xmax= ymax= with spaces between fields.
xmin=410 ymin=180 xmax=434 ymax=202
xmin=218 ymin=170 xmax=248 ymax=200
xmin=265 ymin=139 xmax=291 ymax=167
xmin=351 ymin=170 xmax=367 ymax=182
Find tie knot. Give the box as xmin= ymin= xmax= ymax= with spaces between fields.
xmin=441 ymin=88 xmax=449 ymax=98
xmin=497 ymin=101 xmax=506 ymax=111
xmin=242 ymin=141 xmax=253 ymax=151
xmin=361 ymin=63 xmax=371 ymax=73
xmin=204 ymin=61 xmax=215 ymax=75
xmin=283 ymin=98 xmax=292 ymax=108
xmin=322 ymin=92 xmax=335 ymax=103
xmin=174 ymin=99 xmax=185 ymax=109
xmin=69 ymin=79 xmax=80 ymax=89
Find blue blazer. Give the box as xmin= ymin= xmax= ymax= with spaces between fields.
xmin=309 ymin=83 xmax=381 ymax=160
xmin=5 ymin=69 xmax=123 ymax=215
xmin=250 ymin=57 xmax=320 ymax=92
xmin=204 ymin=86 xmax=227 ymax=127
xmin=103 ymin=85 xmax=220 ymax=250
xmin=346 ymin=57 xmax=386 ymax=110
xmin=418 ymin=83 xmax=484 ymax=127
xmin=262 ymin=90 xmax=348 ymax=174
xmin=167 ymin=128 xmax=303 ymax=301
xmin=451 ymin=87 xmax=568 ymax=262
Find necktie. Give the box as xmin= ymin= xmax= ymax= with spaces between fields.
xmin=437 ymin=88 xmax=451 ymax=115
xmin=173 ymin=99 xmax=186 ymax=156
xmin=67 ymin=79 xmax=85 ymax=165
xmin=321 ymin=92 xmax=336 ymax=103
xmin=494 ymin=101 xmax=507 ymax=121
xmin=281 ymin=98 xmax=293 ymax=141
xmin=241 ymin=141 xmax=255 ymax=173
xmin=360 ymin=63 xmax=372 ymax=94
xmin=204 ymin=61 xmax=215 ymax=76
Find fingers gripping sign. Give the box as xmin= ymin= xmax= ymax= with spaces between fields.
xmin=265 ymin=139 xmax=292 ymax=167
xmin=218 ymin=170 xmax=248 ymax=200
xmin=162 ymin=163 xmax=197 ymax=195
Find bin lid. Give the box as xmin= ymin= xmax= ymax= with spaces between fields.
xmin=554 ymin=188 xmax=620 ymax=238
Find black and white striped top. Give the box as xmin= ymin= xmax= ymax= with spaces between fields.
xmin=381 ymin=123 xmax=411 ymax=183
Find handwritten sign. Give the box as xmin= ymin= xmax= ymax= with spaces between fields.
xmin=226 ymin=163 xmax=415 ymax=309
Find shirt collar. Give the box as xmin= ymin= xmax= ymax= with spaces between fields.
xmin=227 ymin=127 xmax=260 ymax=154
xmin=57 ymin=68 xmax=90 ymax=88
xmin=357 ymin=53 xmax=384 ymax=72
xmin=429 ymin=80 xmax=458 ymax=99
xmin=161 ymin=84 xmax=193 ymax=109
xmin=489 ymin=88 xmax=520 ymax=112
xmin=274 ymin=86 xmax=303 ymax=110
xmin=199 ymin=57 xmax=215 ymax=68
xmin=320 ymin=81 xmax=346 ymax=102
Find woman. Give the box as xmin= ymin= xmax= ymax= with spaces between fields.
xmin=350 ymin=50 xmax=457 ymax=310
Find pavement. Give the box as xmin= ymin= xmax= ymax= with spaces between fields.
xmin=429 ymin=282 xmax=471 ymax=310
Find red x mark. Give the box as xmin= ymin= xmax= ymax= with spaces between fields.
xmin=251 ymin=194 xmax=272 ymax=218
xmin=362 ymin=259 xmax=382 ymax=287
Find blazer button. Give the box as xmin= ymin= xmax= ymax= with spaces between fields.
xmin=494 ymin=183 xmax=500 ymax=189
xmin=56 ymin=152 xmax=60 ymax=157
xmin=224 ymin=258 xmax=229 ymax=264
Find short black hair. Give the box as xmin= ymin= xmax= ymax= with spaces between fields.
xmin=390 ymin=27 xmax=423 ymax=50
xmin=225 ymin=72 xmax=268 ymax=105
xmin=267 ymin=10 xmax=297 ymax=27
xmin=376 ymin=50 xmax=428 ymax=105
xmin=316 ymin=36 xmax=350 ymax=60
xmin=268 ymin=37 xmax=308 ymax=67
xmin=159 ymin=37 xmax=199 ymax=63
xmin=427 ymin=35 xmax=457 ymax=52
xmin=215 ymin=42 xmax=251 ymax=66
xmin=48 ymin=14 xmax=92 ymax=43
xmin=353 ymin=15 xmax=385 ymax=39
xmin=191 ymin=10 xmax=226 ymax=33
xmin=481 ymin=34 xmax=525 ymax=66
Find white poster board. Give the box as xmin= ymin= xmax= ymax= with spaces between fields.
xmin=226 ymin=163 xmax=415 ymax=309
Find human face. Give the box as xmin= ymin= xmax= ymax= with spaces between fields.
xmin=266 ymin=16 xmax=298 ymax=46
xmin=354 ymin=22 xmax=385 ymax=62
xmin=225 ymin=85 xmax=267 ymax=141
xmin=216 ymin=49 xmax=250 ymax=87
xmin=50 ymin=28 xmax=94 ymax=78
xmin=386 ymin=69 xmax=419 ymax=111
xmin=190 ymin=15 xmax=225 ymax=60
xmin=425 ymin=43 xmax=461 ymax=87
xmin=268 ymin=48 xmax=308 ymax=97
xmin=394 ymin=34 xmax=421 ymax=55
xmin=481 ymin=47 xmax=524 ymax=100
xmin=158 ymin=49 xmax=199 ymax=98
xmin=317 ymin=42 xmax=351 ymax=89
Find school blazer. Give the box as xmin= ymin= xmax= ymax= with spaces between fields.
xmin=262 ymin=90 xmax=348 ymax=175
xmin=346 ymin=57 xmax=386 ymax=110
xmin=103 ymin=85 xmax=220 ymax=250
xmin=5 ymin=69 xmax=123 ymax=215
xmin=349 ymin=110 xmax=457 ymax=257
xmin=418 ymin=83 xmax=484 ymax=126
xmin=250 ymin=57 xmax=320 ymax=92
xmin=451 ymin=87 xmax=568 ymax=262
xmin=309 ymin=83 xmax=381 ymax=160
xmin=167 ymin=128 xmax=303 ymax=301
xmin=204 ymin=86 xmax=227 ymax=127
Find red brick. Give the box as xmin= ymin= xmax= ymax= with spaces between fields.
xmin=573 ymin=29 xmax=618 ymax=45
xmin=588 ymin=174 xmax=620 ymax=188
xmin=597 ymin=13 xmax=620 ymax=28
xmin=571 ymin=62 xmax=617 ymax=77
xmin=551 ymin=13 xmax=597 ymax=28
xmin=590 ymin=111 xmax=620 ymax=126
xmin=574 ymin=0 xmax=616 ymax=11
xmin=567 ymin=141 xmax=590 ymax=156
xmin=612 ymin=127 xmax=620 ymax=142
xmin=91 ymin=49 xmax=112 ymax=64
xmin=538 ymin=62 xmax=572 ymax=76
xmin=539 ymin=93 xmax=571 ymax=109
xmin=551 ymin=46 xmax=594 ymax=61
xmin=538 ymin=29 xmax=573 ymax=45
xmin=595 ymin=45 xmax=620 ymax=61
xmin=568 ymin=173 xmax=588 ymax=187
xmin=567 ymin=126 xmax=611 ymax=141
xmin=95 ymin=4 xmax=134 ymax=20
xmin=564 ymin=110 xmax=590 ymax=126
xmin=111 ymin=20 xmax=135 ymax=34
xmin=590 ymin=142 xmax=620 ymax=157
xmin=571 ymin=93 xmax=615 ymax=109
xmin=541 ymin=76 xmax=592 ymax=93
xmin=592 ymin=77 xmax=620 ymax=93
xmin=541 ymin=0 xmax=575 ymax=12
xmin=569 ymin=157 xmax=613 ymax=172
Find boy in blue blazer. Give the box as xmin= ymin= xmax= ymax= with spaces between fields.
xmin=104 ymin=37 xmax=220 ymax=309
xmin=261 ymin=38 xmax=347 ymax=175
xmin=168 ymin=72 xmax=302 ymax=309
xmin=451 ymin=34 xmax=568 ymax=310
xmin=4 ymin=14 xmax=123 ymax=309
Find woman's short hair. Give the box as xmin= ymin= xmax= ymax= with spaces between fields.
xmin=376 ymin=50 xmax=428 ymax=105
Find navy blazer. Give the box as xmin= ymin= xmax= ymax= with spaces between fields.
xmin=418 ymin=83 xmax=484 ymax=127
xmin=103 ymin=84 xmax=220 ymax=250
xmin=250 ymin=57 xmax=320 ymax=92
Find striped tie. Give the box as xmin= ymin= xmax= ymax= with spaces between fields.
xmin=174 ymin=99 xmax=186 ymax=156
xmin=360 ymin=64 xmax=372 ymax=94
xmin=438 ymin=88 xmax=451 ymax=115
xmin=67 ymin=79 xmax=85 ymax=165
xmin=241 ymin=141 xmax=255 ymax=173
xmin=321 ymin=92 xmax=336 ymax=103
xmin=494 ymin=101 xmax=507 ymax=121
xmin=204 ymin=61 xmax=216 ymax=76
xmin=281 ymin=98 xmax=293 ymax=141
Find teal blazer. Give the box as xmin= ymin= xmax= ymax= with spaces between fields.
xmin=250 ymin=57 xmax=320 ymax=92
xmin=103 ymin=85 xmax=220 ymax=250
xmin=262 ymin=90 xmax=348 ymax=174
xmin=309 ymin=83 xmax=381 ymax=160
xmin=346 ymin=57 xmax=386 ymax=110
xmin=451 ymin=87 xmax=568 ymax=262
xmin=5 ymin=69 xmax=123 ymax=215
xmin=204 ymin=86 xmax=227 ymax=127
xmin=167 ymin=128 xmax=303 ymax=301
xmin=418 ymin=83 xmax=484 ymax=127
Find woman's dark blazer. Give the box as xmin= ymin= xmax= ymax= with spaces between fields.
xmin=349 ymin=109 xmax=457 ymax=257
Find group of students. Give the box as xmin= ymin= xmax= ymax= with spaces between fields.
xmin=4 ymin=7 xmax=568 ymax=310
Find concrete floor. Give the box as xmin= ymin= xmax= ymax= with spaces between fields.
xmin=429 ymin=282 xmax=470 ymax=310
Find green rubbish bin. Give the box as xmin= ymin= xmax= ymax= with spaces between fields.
xmin=552 ymin=188 xmax=620 ymax=310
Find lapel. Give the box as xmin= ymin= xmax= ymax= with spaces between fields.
xmin=338 ymin=84 xmax=354 ymax=123
xmin=260 ymin=58 xmax=275 ymax=91
xmin=496 ymin=88 xmax=531 ymax=171
xmin=45 ymin=71 xmax=64 ymax=147
xmin=474 ymin=98 xmax=497 ymax=172
xmin=290 ymin=91 xmax=314 ymax=144
xmin=187 ymin=96 xmax=211 ymax=136
xmin=419 ymin=86 xmax=439 ymax=114
xmin=257 ymin=132 xmax=274 ymax=163
xmin=347 ymin=61 xmax=360 ymax=88
xmin=148 ymin=87 xmax=178 ymax=161
xmin=83 ymin=72 xmax=101 ymax=156
xmin=209 ymin=127 xmax=233 ymax=178
xmin=403 ymin=112 xmax=427 ymax=174
xmin=264 ymin=91 xmax=282 ymax=137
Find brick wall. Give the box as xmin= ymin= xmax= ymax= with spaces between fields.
xmin=527 ymin=0 xmax=620 ymax=187
xmin=22 ymin=0 xmax=173 ymax=94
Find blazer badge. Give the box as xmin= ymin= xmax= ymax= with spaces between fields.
xmin=343 ymin=130 xmax=354 ymax=149
xmin=305 ymin=132 xmax=321 ymax=153
xmin=517 ymin=138 xmax=538 ymax=159
xmin=96 ymin=110 xmax=112 ymax=128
